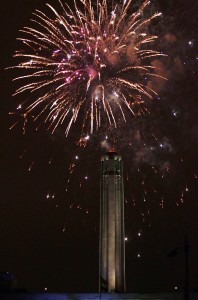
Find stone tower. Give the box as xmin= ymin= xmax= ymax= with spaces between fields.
xmin=99 ymin=149 xmax=125 ymax=293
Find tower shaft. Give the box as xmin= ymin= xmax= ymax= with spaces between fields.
xmin=100 ymin=151 xmax=125 ymax=293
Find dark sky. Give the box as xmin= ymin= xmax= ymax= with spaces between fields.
xmin=1 ymin=0 xmax=198 ymax=294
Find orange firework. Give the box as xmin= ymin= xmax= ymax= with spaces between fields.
xmin=8 ymin=0 xmax=166 ymax=137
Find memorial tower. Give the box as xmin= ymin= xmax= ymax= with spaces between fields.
xmin=99 ymin=149 xmax=125 ymax=293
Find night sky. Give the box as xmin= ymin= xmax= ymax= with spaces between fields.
xmin=1 ymin=0 xmax=198 ymax=294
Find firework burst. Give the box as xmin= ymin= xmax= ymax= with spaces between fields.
xmin=9 ymin=0 xmax=166 ymax=137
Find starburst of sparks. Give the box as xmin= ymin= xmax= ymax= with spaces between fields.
xmin=9 ymin=0 xmax=166 ymax=137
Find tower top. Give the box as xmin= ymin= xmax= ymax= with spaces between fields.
xmin=101 ymin=148 xmax=121 ymax=161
